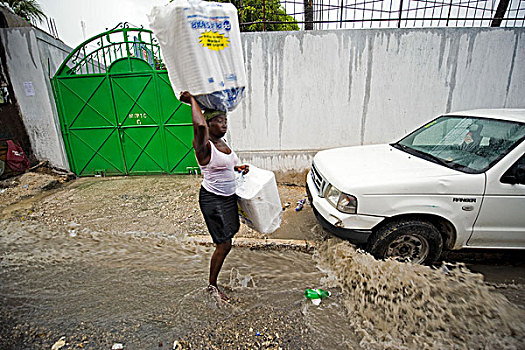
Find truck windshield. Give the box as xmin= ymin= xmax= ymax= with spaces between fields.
xmin=392 ymin=116 xmax=525 ymax=173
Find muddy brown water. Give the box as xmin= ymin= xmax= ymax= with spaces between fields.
xmin=1 ymin=175 xmax=524 ymax=349
xmin=0 ymin=220 xmax=351 ymax=349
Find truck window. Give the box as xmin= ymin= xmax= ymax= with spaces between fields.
xmin=396 ymin=116 xmax=525 ymax=173
xmin=501 ymin=154 xmax=525 ymax=184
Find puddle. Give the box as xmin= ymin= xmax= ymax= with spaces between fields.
xmin=1 ymin=219 xmax=523 ymax=349
xmin=0 ymin=220 xmax=348 ymax=348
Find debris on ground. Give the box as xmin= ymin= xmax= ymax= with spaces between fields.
xmin=304 ymin=288 xmax=331 ymax=305
xmin=51 ymin=336 xmax=66 ymax=350
xmin=295 ymin=199 xmax=307 ymax=211
xmin=0 ymin=168 xmax=74 ymax=216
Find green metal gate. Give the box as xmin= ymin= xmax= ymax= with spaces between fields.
xmin=52 ymin=23 xmax=198 ymax=176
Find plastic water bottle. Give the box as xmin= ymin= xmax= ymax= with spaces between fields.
xmin=304 ymin=288 xmax=331 ymax=305
xmin=295 ymin=199 xmax=307 ymax=211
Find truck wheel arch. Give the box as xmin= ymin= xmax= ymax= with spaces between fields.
xmin=371 ymin=214 xmax=457 ymax=251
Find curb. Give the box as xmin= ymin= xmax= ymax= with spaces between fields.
xmin=187 ymin=236 xmax=318 ymax=253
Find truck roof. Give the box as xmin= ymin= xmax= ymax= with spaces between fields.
xmin=444 ymin=109 xmax=525 ymax=123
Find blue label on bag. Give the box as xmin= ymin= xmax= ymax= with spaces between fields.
xmin=225 ymin=74 xmax=237 ymax=82
xmin=189 ymin=18 xmax=232 ymax=31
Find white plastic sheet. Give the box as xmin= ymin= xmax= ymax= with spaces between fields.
xmin=236 ymin=165 xmax=282 ymax=234
xmin=148 ymin=0 xmax=247 ymax=112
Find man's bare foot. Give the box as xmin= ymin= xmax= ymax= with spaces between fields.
xmin=207 ymin=284 xmax=230 ymax=302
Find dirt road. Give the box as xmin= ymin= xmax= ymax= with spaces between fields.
xmin=1 ymin=172 xmax=524 ymax=349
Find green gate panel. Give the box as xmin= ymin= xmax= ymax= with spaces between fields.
xmin=165 ymin=125 xmax=197 ymax=173
xmin=109 ymin=57 xmax=154 ymax=74
xmin=111 ymin=73 xmax=167 ymax=174
xmin=111 ymin=75 xmax=160 ymax=127
xmin=57 ymin=76 xmax=115 ymax=128
xmin=68 ymin=128 xmax=125 ymax=176
xmin=120 ymin=126 xmax=166 ymax=174
xmin=157 ymin=72 xmax=198 ymax=174
xmin=158 ymin=74 xmax=192 ymax=124
xmin=52 ymin=25 xmax=199 ymax=177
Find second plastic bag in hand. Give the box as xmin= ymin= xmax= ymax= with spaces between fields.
xmin=236 ymin=165 xmax=282 ymax=234
xmin=148 ymin=0 xmax=247 ymax=112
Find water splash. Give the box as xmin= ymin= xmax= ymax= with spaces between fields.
xmin=315 ymin=238 xmax=525 ymax=349
xmin=228 ymin=267 xmax=256 ymax=289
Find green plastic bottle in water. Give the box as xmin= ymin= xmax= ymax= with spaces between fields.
xmin=304 ymin=288 xmax=331 ymax=305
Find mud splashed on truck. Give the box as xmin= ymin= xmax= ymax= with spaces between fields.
xmin=315 ymin=238 xmax=525 ymax=349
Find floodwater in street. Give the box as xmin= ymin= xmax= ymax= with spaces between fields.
xmin=2 ymin=218 xmax=524 ymax=349
xmin=0 ymin=219 xmax=352 ymax=349
xmin=1 ymin=174 xmax=524 ymax=349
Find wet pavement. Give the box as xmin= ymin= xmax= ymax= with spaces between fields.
xmin=1 ymin=172 xmax=524 ymax=349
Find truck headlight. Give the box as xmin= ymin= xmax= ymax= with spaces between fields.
xmin=324 ymin=185 xmax=357 ymax=214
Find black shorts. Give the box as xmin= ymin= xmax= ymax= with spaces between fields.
xmin=199 ymin=186 xmax=240 ymax=244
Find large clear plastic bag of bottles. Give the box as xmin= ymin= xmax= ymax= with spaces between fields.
xmin=149 ymin=0 xmax=247 ymax=112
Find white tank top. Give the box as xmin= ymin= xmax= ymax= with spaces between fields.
xmin=199 ymin=140 xmax=239 ymax=196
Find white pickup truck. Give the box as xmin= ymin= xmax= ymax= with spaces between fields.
xmin=306 ymin=109 xmax=525 ymax=264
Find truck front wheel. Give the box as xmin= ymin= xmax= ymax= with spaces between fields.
xmin=367 ymin=219 xmax=443 ymax=265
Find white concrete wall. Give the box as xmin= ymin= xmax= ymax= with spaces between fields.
xmin=228 ymin=28 xmax=525 ymax=174
xmin=3 ymin=27 xmax=524 ymax=175
xmin=34 ymin=29 xmax=72 ymax=168
xmin=0 ymin=27 xmax=71 ymax=169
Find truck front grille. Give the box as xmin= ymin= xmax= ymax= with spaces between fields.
xmin=310 ymin=163 xmax=326 ymax=197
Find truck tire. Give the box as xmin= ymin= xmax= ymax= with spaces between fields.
xmin=367 ymin=219 xmax=443 ymax=265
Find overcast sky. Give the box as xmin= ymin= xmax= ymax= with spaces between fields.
xmin=36 ymin=0 xmax=168 ymax=48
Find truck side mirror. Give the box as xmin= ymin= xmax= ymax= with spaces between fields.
xmin=501 ymin=165 xmax=525 ymax=185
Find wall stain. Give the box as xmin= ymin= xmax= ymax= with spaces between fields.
xmin=337 ymin=31 xmax=344 ymax=60
xmin=270 ymin=36 xmax=276 ymax=137
xmin=360 ymin=36 xmax=374 ymax=145
xmin=438 ymin=34 xmax=448 ymax=71
xmin=241 ymin=36 xmax=251 ymax=130
xmin=395 ymin=30 xmax=402 ymax=54
xmin=277 ymin=36 xmax=285 ymax=148
xmin=504 ymin=32 xmax=520 ymax=107
xmin=466 ymin=31 xmax=479 ymax=68
xmin=353 ymin=33 xmax=367 ymax=70
xmin=445 ymin=33 xmax=460 ymax=113
xmin=347 ymin=32 xmax=368 ymax=111
xmin=262 ymin=36 xmax=269 ymax=136
xmin=21 ymin=29 xmax=38 ymax=68
xmin=298 ymin=31 xmax=305 ymax=56
xmin=235 ymin=28 xmax=522 ymax=167
xmin=347 ymin=34 xmax=353 ymax=103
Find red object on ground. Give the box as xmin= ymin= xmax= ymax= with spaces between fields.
xmin=6 ymin=140 xmax=29 ymax=172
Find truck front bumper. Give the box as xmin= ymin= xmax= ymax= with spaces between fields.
xmin=306 ymin=171 xmax=384 ymax=245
